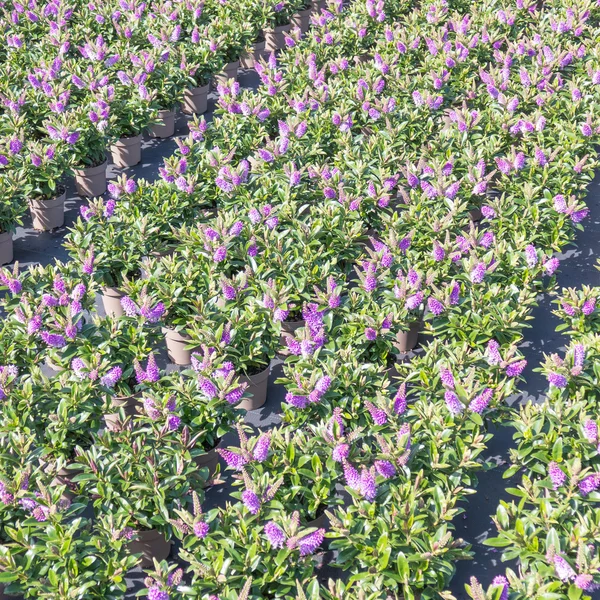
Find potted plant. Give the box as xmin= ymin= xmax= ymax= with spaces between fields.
xmin=64 ymin=179 xmax=145 ymax=316
xmin=1 ymin=494 xmax=139 ymax=598
xmin=75 ymin=423 xmax=205 ymax=567
xmin=12 ymin=136 xmax=70 ymax=232
xmin=59 ymin=98 xmax=111 ymax=198
xmin=177 ymin=502 xmax=325 ymax=598
xmin=109 ymin=68 xmax=155 ymax=168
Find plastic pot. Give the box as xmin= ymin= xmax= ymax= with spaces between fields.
xmin=469 ymin=207 xmax=483 ymax=222
xmin=150 ymin=109 xmax=175 ymax=138
xmin=104 ymin=394 xmax=140 ymax=431
xmin=291 ymin=8 xmax=311 ymax=32
xmin=101 ymin=286 xmax=126 ymax=317
xmin=182 ymin=84 xmax=209 ymax=115
xmin=265 ymin=24 xmax=291 ymax=51
xmin=0 ymin=231 xmax=13 ymax=265
xmin=194 ymin=440 xmax=222 ymax=486
xmin=29 ymin=188 xmax=66 ymax=231
xmin=214 ymin=60 xmax=239 ymax=87
xmin=241 ymin=41 xmax=266 ymax=69
xmin=306 ymin=510 xmax=328 ymax=529
xmin=394 ymin=322 xmax=421 ymax=353
xmin=163 ymin=327 xmax=198 ymax=365
xmin=237 ymin=366 xmax=270 ymax=410
xmin=278 ymin=319 xmax=305 ymax=355
xmin=50 ymin=464 xmax=83 ymax=500
xmin=110 ymin=134 xmax=142 ymax=168
xmin=128 ymin=529 xmax=171 ymax=568
xmin=74 ymin=160 xmax=107 ymax=198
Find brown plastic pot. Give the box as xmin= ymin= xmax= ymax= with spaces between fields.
xmin=394 ymin=322 xmax=421 ymax=353
xmin=0 ymin=231 xmax=13 ymax=265
xmin=278 ymin=319 xmax=305 ymax=356
xmin=101 ymin=286 xmax=126 ymax=317
xmin=240 ymin=41 xmax=266 ymax=69
xmin=265 ymin=24 xmax=291 ymax=51
xmin=163 ymin=327 xmax=198 ymax=365
xmin=237 ymin=366 xmax=270 ymax=410
xmin=128 ymin=529 xmax=171 ymax=568
xmin=110 ymin=134 xmax=142 ymax=168
xmin=469 ymin=207 xmax=483 ymax=222
xmin=104 ymin=394 xmax=140 ymax=430
xmin=30 ymin=189 xmax=66 ymax=231
xmin=194 ymin=441 xmax=221 ymax=486
xmin=311 ymin=0 xmax=327 ymax=13
xmin=291 ymin=8 xmax=311 ymax=32
xmin=74 ymin=160 xmax=107 ymax=197
xmin=306 ymin=510 xmax=328 ymax=529
xmin=150 ymin=109 xmax=176 ymax=138
xmin=50 ymin=464 xmax=83 ymax=500
xmin=214 ymin=60 xmax=239 ymax=87
xmin=182 ymin=84 xmax=209 ymax=115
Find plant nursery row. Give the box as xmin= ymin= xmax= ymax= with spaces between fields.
xmin=2 ymin=0 xmax=600 ymax=599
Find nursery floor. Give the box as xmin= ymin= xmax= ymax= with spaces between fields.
xmin=11 ymin=69 xmax=600 ymax=598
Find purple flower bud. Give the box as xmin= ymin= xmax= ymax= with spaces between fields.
xmin=506 ymin=360 xmax=527 ymax=378
xmin=547 ymin=372 xmax=567 ymax=388
xmin=365 ymin=327 xmax=377 ymax=341
xmin=252 ymin=434 xmax=270 ymax=462
xmin=264 ymin=522 xmax=286 ymax=548
xmin=578 ymin=474 xmax=600 ymax=496
xmin=332 ymin=443 xmax=350 ymax=462
xmin=296 ymin=528 xmax=325 ymax=556
xmin=193 ymin=521 xmax=209 ymax=538
xmin=359 ymin=466 xmax=377 ymax=501
xmin=445 ymin=391 xmax=463 ymax=415
xmin=428 ymin=297 xmax=445 ymax=315
xmin=241 ymin=489 xmax=261 ymax=514
xmin=468 ymin=388 xmax=493 ymax=413
xmin=374 ymin=460 xmax=396 ymax=479
xmin=583 ymin=419 xmax=598 ymax=444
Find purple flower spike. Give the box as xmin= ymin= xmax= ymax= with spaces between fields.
xmin=252 ymin=434 xmax=271 ymax=462
xmin=374 ymin=460 xmax=396 ymax=479
xmin=297 ymin=528 xmax=325 ymax=556
xmin=548 ymin=461 xmax=566 ymax=490
xmin=241 ymin=489 xmax=261 ymax=514
xmin=491 ymin=575 xmax=509 ymax=600
xmin=547 ymin=372 xmax=567 ymax=388
xmin=264 ymin=522 xmax=286 ymax=548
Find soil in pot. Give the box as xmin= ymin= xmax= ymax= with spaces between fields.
xmin=101 ymin=286 xmax=126 ymax=317
xmin=128 ymin=529 xmax=171 ymax=568
xmin=29 ymin=187 xmax=66 ymax=231
xmin=265 ymin=24 xmax=291 ymax=51
xmin=74 ymin=160 xmax=107 ymax=198
xmin=394 ymin=322 xmax=421 ymax=354
xmin=163 ymin=327 xmax=199 ymax=365
xmin=0 ymin=231 xmax=13 ymax=265
xmin=110 ymin=134 xmax=142 ymax=168
xmin=182 ymin=84 xmax=210 ymax=115
xmin=150 ymin=109 xmax=176 ymax=138
xmin=104 ymin=393 xmax=141 ymax=430
xmin=237 ymin=365 xmax=270 ymax=411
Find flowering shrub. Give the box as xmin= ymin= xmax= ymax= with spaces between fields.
xmin=3 ymin=0 xmax=600 ymax=597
